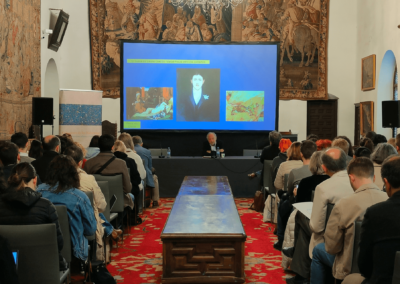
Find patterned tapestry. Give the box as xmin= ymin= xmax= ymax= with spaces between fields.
xmin=0 ymin=0 xmax=41 ymax=139
xmin=89 ymin=0 xmax=329 ymax=100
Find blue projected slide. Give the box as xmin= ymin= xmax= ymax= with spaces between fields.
xmin=121 ymin=42 xmax=278 ymax=131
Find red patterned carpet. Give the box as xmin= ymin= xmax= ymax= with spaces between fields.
xmin=104 ymin=197 xmax=292 ymax=284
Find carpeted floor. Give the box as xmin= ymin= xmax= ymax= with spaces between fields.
xmin=102 ymin=197 xmax=292 ymax=284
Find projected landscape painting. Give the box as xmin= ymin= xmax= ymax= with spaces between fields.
xmin=226 ymin=91 xmax=264 ymax=122
xmin=126 ymin=87 xmax=173 ymax=120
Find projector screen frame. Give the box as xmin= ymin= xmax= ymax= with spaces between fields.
xmin=119 ymin=40 xmax=280 ymax=134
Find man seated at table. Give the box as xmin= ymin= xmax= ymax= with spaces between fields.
xmin=202 ymin=132 xmax=224 ymax=156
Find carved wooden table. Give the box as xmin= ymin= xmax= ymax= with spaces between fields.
xmin=161 ymin=176 xmax=247 ymax=283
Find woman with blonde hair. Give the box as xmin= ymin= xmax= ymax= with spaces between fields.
xmin=118 ymin=133 xmax=146 ymax=182
xmin=274 ymin=142 xmax=303 ymax=190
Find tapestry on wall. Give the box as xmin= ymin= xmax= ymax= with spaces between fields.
xmin=89 ymin=0 xmax=329 ymax=100
xmin=0 ymin=0 xmax=41 ymax=139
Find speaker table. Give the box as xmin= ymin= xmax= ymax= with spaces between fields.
xmin=161 ymin=176 xmax=247 ymax=283
xmin=152 ymin=156 xmax=262 ymax=198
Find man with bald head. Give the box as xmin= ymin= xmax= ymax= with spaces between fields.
xmin=284 ymin=147 xmax=354 ymax=284
xmin=31 ymin=135 xmax=60 ymax=182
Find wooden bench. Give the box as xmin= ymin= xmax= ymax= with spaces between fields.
xmin=161 ymin=176 xmax=247 ymax=283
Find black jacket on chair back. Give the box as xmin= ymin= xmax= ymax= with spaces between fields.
xmin=0 ymin=187 xmax=63 ymax=253
xmin=31 ymin=151 xmax=59 ymax=182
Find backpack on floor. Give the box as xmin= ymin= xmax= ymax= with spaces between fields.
xmin=249 ymin=190 xmax=265 ymax=213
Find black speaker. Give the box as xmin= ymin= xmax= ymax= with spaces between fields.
xmin=382 ymin=100 xmax=400 ymax=128
xmin=32 ymin=97 xmax=54 ymax=125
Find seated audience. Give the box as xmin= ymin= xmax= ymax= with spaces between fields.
xmin=395 ymin=133 xmax=400 ymax=154
xmin=294 ymin=151 xmax=329 ymax=203
xmin=0 ymin=163 xmax=66 ymax=270
xmin=11 ymin=132 xmax=34 ymax=163
xmin=57 ymin=135 xmax=73 ymax=154
xmin=336 ymin=135 xmax=354 ymax=157
xmin=31 ymin=135 xmax=60 ymax=182
xmin=37 ymin=155 xmax=96 ymax=261
xmin=370 ymin=143 xmax=397 ymax=189
xmin=112 ymin=141 xmax=141 ymax=199
xmin=374 ymin=133 xmax=387 ymax=145
xmin=133 ymin=135 xmax=160 ymax=207
xmin=86 ymin=135 xmax=100 ymax=159
xmin=28 ymin=139 xmax=43 ymax=160
xmin=316 ymin=139 xmax=332 ymax=151
xmin=365 ymin=131 xmax=377 ymax=145
xmin=64 ymin=145 xmax=121 ymax=261
xmin=353 ymin=146 xmax=372 ymax=158
xmin=74 ymin=141 xmax=88 ymax=168
xmin=275 ymin=140 xmax=317 ymax=250
xmin=343 ymin=156 xmax=400 ymax=284
xmin=62 ymin=133 xmax=73 ymax=141
xmin=310 ymin=157 xmax=388 ymax=283
xmin=0 ymin=142 xmax=20 ymax=181
xmin=306 ymin=134 xmax=319 ymax=143
xmin=284 ymin=148 xmax=353 ymax=284
xmin=202 ymin=132 xmax=224 ymax=156
xmin=260 ymin=130 xmax=282 ymax=163
xmin=84 ymin=134 xmax=134 ymax=209
xmin=332 ymin=138 xmax=352 ymax=164
xmin=118 ymin=133 xmax=146 ymax=183
xmin=274 ymin=142 xmax=303 ymax=191
xmin=388 ymin=137 xmax=396 ymax=148
xmin=360 ymin=137 xmax=374 ymax=152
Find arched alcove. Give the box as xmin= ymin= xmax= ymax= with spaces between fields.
xmin=43 ymin=59 xmax=60 ymax=136
xmin=376 ymin=50 xmax=396 ymax=138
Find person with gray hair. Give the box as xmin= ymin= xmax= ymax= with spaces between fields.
xmin=370 ymin=142 xmax=398 ymax=189
xmin=284 ymin=147 xmax=353 ymax=284
xmin=260 ymin=130 xmax=282 ymax=164
xmin=202 ymin=132 xmax=224 ymax=156
xmin=133 ymin=135 xmax=160 ymax=207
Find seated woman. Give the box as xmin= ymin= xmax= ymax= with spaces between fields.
xmin=0 ymin=163 xmax=66 ymax=270
xmin=37 ymin=156 xmax=97 ymax=262
xmin=294 ymin=151 xmax=330 ymax=203
xmin=64 ymin=145 xmax=122 ymax=261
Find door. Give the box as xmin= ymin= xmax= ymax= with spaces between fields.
xmin=307 ymin=100 xmax=338 ymax=140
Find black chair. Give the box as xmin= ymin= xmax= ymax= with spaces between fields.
xmin=55 ymin=205 xmax=71 ymax=284
xmin=0 ymin=224 xmax=60 ymax=284
xmin=393 ymin=251 xmax=400 ymax=284
xmin=243 ymin=149 xmax=259 ymax=156
xmin=263 ymin=160 xmax=276 ymax=201
xmin=97 ymin=181 xmax=112 ymax=222
xmin=350 ymin=220 xmax=363 ymax=274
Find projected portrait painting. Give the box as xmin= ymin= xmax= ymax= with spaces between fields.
xmin=126 ymin=87 xmax=173 ymax=120
xmin=176 ymin=69 xmax=220 ymax=122
xmin=226 ymin=91 xmax=264 ymax=122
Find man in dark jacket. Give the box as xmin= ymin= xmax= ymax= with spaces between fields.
xmin=343 ymin=155 xmax=400 ymax=284
xmin=31 ymin=135 xmax=60 ymax=182
xmin=260 ymin=131 xmax=282 ymax=164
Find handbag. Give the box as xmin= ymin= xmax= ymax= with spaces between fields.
xmin=249 ymin=190 xmax=265 ymax=213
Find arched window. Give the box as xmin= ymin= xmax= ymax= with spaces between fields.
xmin=394 ymin=66 xmax=398 ymax=137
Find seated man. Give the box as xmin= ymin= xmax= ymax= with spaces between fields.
xmin=311 ymin=157 xmax=388 ymax=283
xmin=260 ymin=130 xmax=281 ymax=163
xmin=283 ymin=148 xmax=354 ymax=284
xmin=133 ymin=135 xmax=160 ymax=207
xmin=84 ymin=134 xmax=134 ymax=209
xmin=0 ymin=142 xmax=20 ymax=181
xmin=65 ymin=145 xmax=122 ymax=261
xmin=11 ymin=132 xmax=35 ymax=163
xmin=202 ymin=132 xmax=224 ymax=156
xmin=343 ymin=156 xmax=400 ymax=284
xmin=276 ymin=140 xmax=317 ymax=249
xmin=31 ymin=135 xmax=60 ymax=182
xmin=332 ymin=138 xmax=352 ymax=164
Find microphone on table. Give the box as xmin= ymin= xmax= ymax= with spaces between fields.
xmin=254 ymin=140 xmax=261 ymax=158
xmin=159 ymin=144 xmax=165 ymax=158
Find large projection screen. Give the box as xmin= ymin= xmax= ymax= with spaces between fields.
xmin=120 ymin=41 xmax=279 ymax=132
